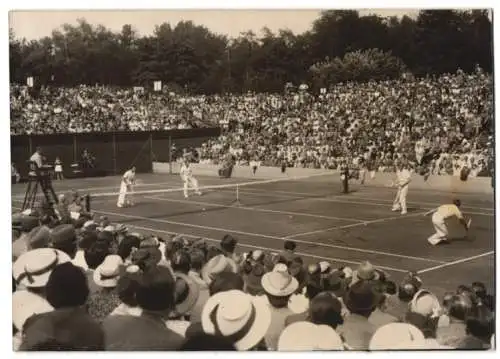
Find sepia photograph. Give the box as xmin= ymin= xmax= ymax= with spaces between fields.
xmin=9 ymin=6 xmax=495 ymax=352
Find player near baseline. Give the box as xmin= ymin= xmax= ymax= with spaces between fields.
xmin=391 ymin=161 xmax=412 ymax=215
xmin=180 ymin=156 xmax=202 ymax=199
xmin=424 ymin=199 xmax=471 ymax=245
xmin=117 ymin=166 xmax=136 ymax=208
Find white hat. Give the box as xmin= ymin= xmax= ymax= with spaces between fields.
xmin=261 ymin=265 xmax=298 ymax=297
xmin=278 ymin=322 xmax=344 ymax=351
xmin=201 ymin=254 xmax=238 ymax=285
xmin=369 ymin=323 xmax=425 ymax=350
xmin=12 ymin=290 xmax=53 ymax=331
xmin=410 ymin=289 xmax=441 ymax=318
xmin=13 ymin=248 xmax=71 ymax=288
xmin=201 ymin=289 xmax=271 ymax=351
xmin=392 ymin=338 xmax=452 ymax=350
xmin=93 ymin=255 xmax=123 ymax=288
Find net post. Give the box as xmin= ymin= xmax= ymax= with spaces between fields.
xmin=168 ymin=135 xmax=172 ymax=175
xmin=149 ymin=132 xmax=154 ymax=172
xmin=112 ymin=133 xmax=117 ymax=175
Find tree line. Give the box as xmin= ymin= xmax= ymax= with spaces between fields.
xmin=9 ymin=9 xmax=493 ymax=94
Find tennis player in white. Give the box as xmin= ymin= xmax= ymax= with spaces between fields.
xmin=391 ymin=161 xmax=412 ymax=215
xmin=180 ymin=158 xmax=202 ymax=198
xmin=424 ymin=199 xmax=470 ymax=245
xmin=117 ymin=166 xmax=136 ymax=208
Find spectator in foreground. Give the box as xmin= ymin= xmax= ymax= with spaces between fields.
xmin=21 ymin=262 xmax=104 ymax=350
xmin=102 ymin=265 xmax=184 ymax=350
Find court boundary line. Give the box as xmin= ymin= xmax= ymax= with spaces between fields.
xmin=284 ymin=211 xmax=427 ymax=239
xmin=144 ymin=195 xmax=366 ymax=223
xmin=227 ymin=188 xmax=494 ymax=217
xmin=233 ymin=187 xmax=494 ymax=212
xmin=95 ymin=208 xmax=447 ymax=264
xmin=416 ymin=251 xmax=494 ymax=274
xmin=121 ymin=223 xmax=411 ymax=273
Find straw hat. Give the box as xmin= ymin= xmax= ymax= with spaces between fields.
xmin=93 ymin=255 xmax=124 ymax=288
xmin=261 ymin=264 xmax=298 ymax=297
xmin=13 ymin=248 xmax=71 ymax=288
xmin=201 ymin=254 xmax=238 ymax=285
xmin=409 ymin=289 xmax=442 ymax=318
xmin=12 ymin=290 xmax=54 ymax=331
xmin=369 ymin=323 xmax=425 ymax=350
xmin=277 ymin=321 xmax=344 ymax=351
xmin=202 ymin=289 xmax=271 ymax=351
xmin=173 ymin=272 xmax=200 ymax=316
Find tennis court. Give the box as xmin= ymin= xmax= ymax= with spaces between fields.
xmin=11 ymin=172 xmax=495 ymax=298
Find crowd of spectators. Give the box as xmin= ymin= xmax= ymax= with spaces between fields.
xmin=10 ymin=69 xmax=493 ymax=177
xmin=12 ymin=194 xmax=495 ymax=351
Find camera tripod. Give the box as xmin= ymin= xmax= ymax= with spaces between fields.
xmin=22 ymin=161 xmax=59 ymax=215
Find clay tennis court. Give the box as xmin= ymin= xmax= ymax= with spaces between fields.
xmin=11 ymin=172 xmax=495 ymax=298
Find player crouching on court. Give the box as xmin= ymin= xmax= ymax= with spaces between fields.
xmin=117 ymin=166 xmax=136 ymax=208
xmin=424 ymin=199 xmax=471 ymax=245
xmin=180 ymin=157 xmax=202 ymax=199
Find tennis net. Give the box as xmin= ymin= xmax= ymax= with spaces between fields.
xmin=84 ymin=171 xmax=338 ymax=211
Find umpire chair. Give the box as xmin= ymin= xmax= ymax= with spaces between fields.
xmin=22 ymin=161 xmax=59 ymax=216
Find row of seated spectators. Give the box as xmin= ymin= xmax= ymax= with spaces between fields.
xmin=12 ymin=193 xmax=495 ymax=350
xmin=10 ymin=69 xmax=493 ymax=173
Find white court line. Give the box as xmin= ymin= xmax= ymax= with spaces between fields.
xmin=285 ymin=211 xmax=427 ymax=239
xmin=144 ymin=195 xmax=365 ymax=223
xmin=417 ymin=251 xmax=494 ymax=274
xmin=237 ymin=187 xmax=494 ymax=212
xmin=122 ymin=223 xmax=409 ymax=273
xmin=229 ymin=188 xmax=494 ymax=217
xmin=95 ymin=208 xmax=446 ymax=264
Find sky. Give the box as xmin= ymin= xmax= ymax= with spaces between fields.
xmin=9 ymin=9 xmax=420 ymax=41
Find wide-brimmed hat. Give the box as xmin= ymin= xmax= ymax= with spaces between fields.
xmin=173 ymin=272 xmax=200 ymax=316
xmin=409 ymin=289 xmax=442 ymax=318
xmin=201 ymin=254 xmax=238 ymax=285
xmin=202 ymin=289 xmax=271 ymax=351
xmin=369 ymin=323 xmax=425 ymax=350
xmin=50 ymin=224 xmax=77 ymax=248
xmin=12 ymin=290 xmax=54 ymax=331
xmin=277 ymin=321 xmax=344 ymax=351
xmin=261 ymin=264 xmax=298 ymax=297
xmin=27 ymin=226 xmax=51 ymax=249
xmin=343 ymin=280 xmax=381 ymax=313
xmin=93 ymin=255 xmax=124 ymax=288
xmin=351 ymin=261 xmax=381 ymax=284
xmin=13 ymin=248 xmax=71 ymax=288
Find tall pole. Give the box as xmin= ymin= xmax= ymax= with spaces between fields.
xmin=112 ymin=133 xmax=117 ymax=175
xmin=168 ymin=135 xmax=172 ymax=175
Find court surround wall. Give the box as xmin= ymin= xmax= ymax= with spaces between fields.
xmin=10 ymin=128 xmax=220 ymax=177
xmin=155 ymin=162 xmax=494 ymax=195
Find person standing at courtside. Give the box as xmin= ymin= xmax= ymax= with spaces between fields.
xmin=391 ymin=161 xmax=411 ymax=215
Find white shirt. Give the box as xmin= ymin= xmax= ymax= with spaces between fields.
xmin=122 ymin=170 xmax=135 ymax=185
xmin=30 ymin=152 xmax=43 ymax=168
xmin=180 ymin=164 xmax=193 ymax=180
xmin=397 ymin=169 xmax=412 ymax=187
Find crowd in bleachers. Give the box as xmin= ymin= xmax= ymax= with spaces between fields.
xmin=10 ymin=69 xmax=493 ymax=176
xmin=12 ymin=194 xmax=495 ymax=351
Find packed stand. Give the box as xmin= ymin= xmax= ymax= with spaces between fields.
xmin=10 ymin=85 xmax=209 ymax=135
xmin=199 ymin=70 xmax=493 ymax=176
xmin=12 ymin=193 xmax=495 ymax=351
xmin=10 ymin=70 xmax=492 ymax=176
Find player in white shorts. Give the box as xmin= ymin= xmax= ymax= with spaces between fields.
xmin=180 ymin=158 xmax=202 ymax=198
xmin=391 ymin=162 xmax=411 ymax=215
xmin=424 ymin=199 xmax=470 ymax=245
xmin=117 ymin=166 xmax=136 ymax=208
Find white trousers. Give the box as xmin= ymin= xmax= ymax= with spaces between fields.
xmin=117 ymin=182 xmax=134 ymax=207
xmin=428 ymin=213 xmax=448 ymax=245
xmin=392 ymin=184 xmax=408 ymax=213
xmin=184 ymin=177 xmax=201 ymax=197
